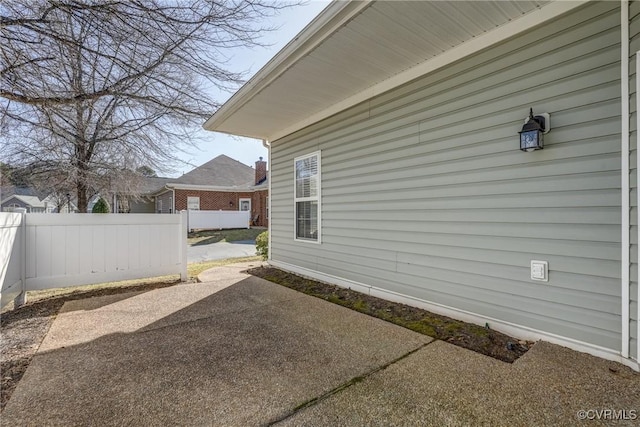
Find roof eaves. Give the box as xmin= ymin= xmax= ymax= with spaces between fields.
xmin=263 ymin=0 xmax=587 ymax=143
xmin=204 ymin=0 xmax=587 ymax=143
xmin=202 ymin=0 xmax=372 ymax=137
xmin=0 ymin=195 xmax=18 ymax=205
xmin=150 ymin=186 xmax=172 ymax=197
xmin=165 ymin=183 xmax=254 ymax=192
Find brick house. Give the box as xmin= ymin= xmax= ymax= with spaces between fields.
xmin=153 ymin=155 xmax=268 ymax=227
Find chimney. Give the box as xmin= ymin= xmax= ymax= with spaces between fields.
xmin=255 ymin=157 xmax=267 ymax=185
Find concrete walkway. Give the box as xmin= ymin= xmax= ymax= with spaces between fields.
xmin=2 ymin=262 xmax=639 ymax=426
xmin=187 ymin=240 xmax=256 ymax=263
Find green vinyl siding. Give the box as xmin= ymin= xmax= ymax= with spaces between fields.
xmin=270 ymin=2 xmax=623 ymax=352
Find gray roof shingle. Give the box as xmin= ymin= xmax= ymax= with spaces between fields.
xmin=139 ymin=176 xmax=173 ymax=194
xmin=172 ymin=155 xmax=255 ymax=187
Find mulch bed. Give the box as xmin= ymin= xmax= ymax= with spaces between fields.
xmin=247 ymin=266 xmax=532 ymax=363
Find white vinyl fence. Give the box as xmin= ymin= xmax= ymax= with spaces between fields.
xmin=1 ymin=211 xmax=188 ymax=308
xmin=188 ymin=210 xmax=250 ymax=231
xmin=0 ymin=213 xmax=24 ymax=307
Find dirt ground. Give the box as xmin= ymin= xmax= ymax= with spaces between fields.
xmin=247 ymin=266 xmax=532 ymax=363
xmin=0 ymin=280 xmax=185 ymax=412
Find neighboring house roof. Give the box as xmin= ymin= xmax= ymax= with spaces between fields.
xmin=172 ymin=155 xmax=255 ymax=187
xmin=1 ymin=194 xmax=51 ymax=208
xmin=138 ymin=176 xmax=173 ymax=194
xmin=203 ymin=0 xmax=583 ymax=141
xmin=153 ymin=155 xmax=267 ymax=194
xmin=0 ymin=185 xmax=44 ymax=200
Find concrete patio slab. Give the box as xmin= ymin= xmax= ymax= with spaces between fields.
xmin=278 ymin=340 xmax=640 ymax=426
xmin=1 ymin=266 xmax=431 ymax=426
xmin=40 ymin=263 xmax=277 ymax=351
xmin=2 ymin=263 xmax=638 ymax=426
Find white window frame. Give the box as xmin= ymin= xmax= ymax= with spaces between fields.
xmin=187 ymin=196 xmax=200 ymax=211
xmin=239 ymin=198 xmax=251 ymax=212
xmin=293 ymin=151 xmax=321 ymax=243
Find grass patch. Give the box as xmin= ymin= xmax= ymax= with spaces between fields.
xmin=188 ymin=228 xmax=265 ymax=246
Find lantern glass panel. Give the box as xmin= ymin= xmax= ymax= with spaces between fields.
xmin=520 ymin=129 xmax=543 ymax=151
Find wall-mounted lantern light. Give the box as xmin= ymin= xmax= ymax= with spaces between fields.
xmin=519 ymin=108 xmax=550 ymax=152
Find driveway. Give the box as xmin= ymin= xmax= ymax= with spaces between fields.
xmin=2 ymin=262 xmax=639 ymax=426
xmin=187 ymin=239 xmax=256 ymax=263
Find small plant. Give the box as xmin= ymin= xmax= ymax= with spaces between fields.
xmin=255 ymin=231 xmax=268 ymax=260
xmin=92 ymin=198 xmax=110 ymax=213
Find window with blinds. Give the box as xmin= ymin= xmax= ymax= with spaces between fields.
xmin=294 ymin=151 xmax=321 ymax=242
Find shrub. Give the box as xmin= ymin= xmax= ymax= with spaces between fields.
xmin=92 ymin=197 xmax=110 ymax=213
xmin=255 ymin=231 xmax=268 ymax=260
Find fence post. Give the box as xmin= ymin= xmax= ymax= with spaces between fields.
xmin=180 ymin=210 xmax=188 ymax=281
xmin=14 ymin=208 xmax=27 ymax=307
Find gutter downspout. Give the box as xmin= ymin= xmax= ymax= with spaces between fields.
xmin=263 ymin=139 xmax=272 ymax=261
xmin=621 ymin=0 xmax=630 ymax=360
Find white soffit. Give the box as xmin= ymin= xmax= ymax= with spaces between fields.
xmin=204 ymin=0 xmax=587 ymax=141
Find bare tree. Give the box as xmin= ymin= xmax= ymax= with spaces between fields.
xmin=1 ymin=0 xmax=287 ymax=211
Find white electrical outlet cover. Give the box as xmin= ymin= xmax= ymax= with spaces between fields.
xmin=530 ymin=260 xmax=548 ymax=282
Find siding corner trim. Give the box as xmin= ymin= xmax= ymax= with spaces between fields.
xmin=621 ymin=0 xmax=630 ymax=360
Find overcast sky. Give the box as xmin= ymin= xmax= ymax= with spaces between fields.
xmin=170 ymin=1 xmax=330 ymax=177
